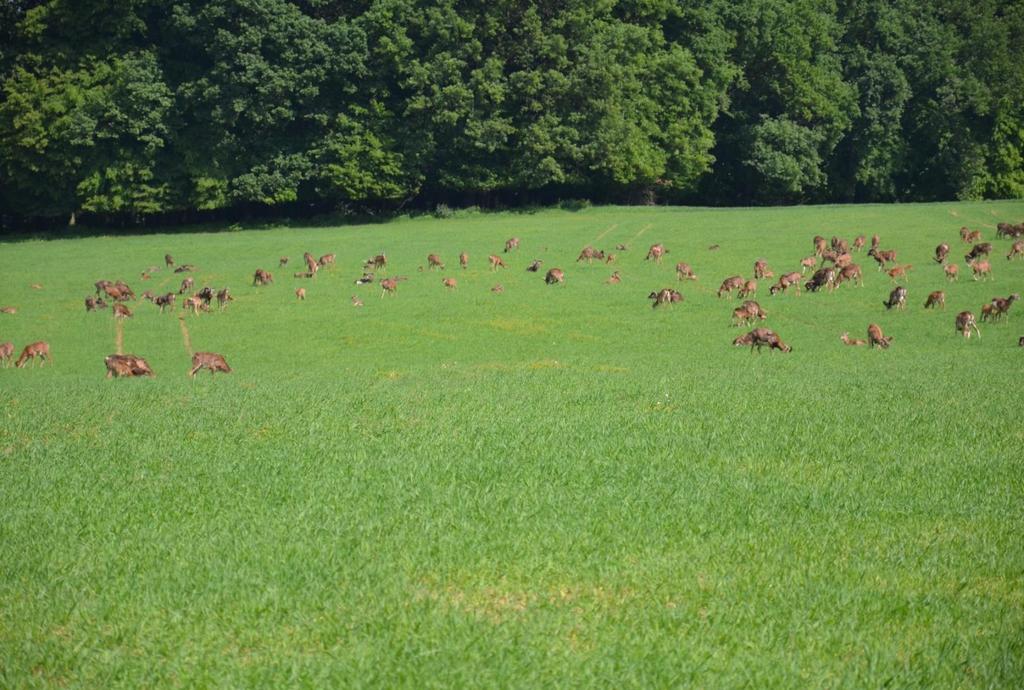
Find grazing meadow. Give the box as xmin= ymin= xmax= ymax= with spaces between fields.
xmin=2 ymin=201 xmax=1023 ymax=687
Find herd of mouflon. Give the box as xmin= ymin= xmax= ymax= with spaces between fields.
xmin=2 ymin=221 xmax=1023 ymax=376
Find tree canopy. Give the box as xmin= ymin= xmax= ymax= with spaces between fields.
xmin=1 ymin=0 xmax=1021 ymax=226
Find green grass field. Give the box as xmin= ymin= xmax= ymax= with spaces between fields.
xmin=2 ymin=201 xmax=1023 ymax=687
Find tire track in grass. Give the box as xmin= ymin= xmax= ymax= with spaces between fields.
xmin=590 ymin=224 xmax=619 ymax=246
xmin=178 ymin=316 xmax=193 ymax=356
xmin=114 ymin=318 xmax=124 ymax=355
xmin=629 ymin=223 xmax=654 ymax=244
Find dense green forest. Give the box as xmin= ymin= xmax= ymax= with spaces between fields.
xmin=1 ymin=0 xmax=1023 ymax=227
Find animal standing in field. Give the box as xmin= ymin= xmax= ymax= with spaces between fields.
xmin=155 ymin=293 xmax=175 ymax=312
xmin=988 ymin=294 xmax=1020 ymax=321
xmin=545 ymin=268 xmax=565 ymax=285
xmin=113 ymin=303 xmax=132 ymax=319
xmin=868 ymin=248 xmax=897 ymax=270
xmin=800 ymin=256 xmax=817 ymax=274
xmin=960 ymin=227 xmax=982 ymax=243
xmin=969 ymin=259 xmax=992 ymax=281
xmin=887 ymin=264 xmax=912 ymax=282
xmin=675 ymin=262 xmax=697 ymax=281
xmin=296 ymin=288 xmax=306 ymax=300
xmin=870 ymin=234 xmax=880 ymax=251
xmin=732 ymin=301 xmax=767 ymax=326
xmin=935 ymin=243 xmax=950 ymax=264
xmin=884 ymin=286 xmax=908 ymax=310
xmin=216 ymin=288 xmax=232 ymax=310
xmin=489 ymin=255 xmax=507 ymax=271
xmin=753 ymin=259 xmax=773 ymax=279
xmin=165 ymin=254 xmax=174 ymax=267
xmin=645 ymin=244 xmax=668 ymax=263
xmin=648 ymin=288 xmax=682 ymax=308
xmin=738 ymin=280 xmax=758 ymax=298
xmin=427 ymin=254 xmax=445 ymax=270
xmin=380 ymin=278 xmax=398 ymax=297
xmin=867 ymin=324 xmax=892 ymax=349
xmin=924 ymin=291 xmax=946 ymax=309
xmin=834 ymin=263 xmax=863 ymax=288
xmin=253 ymin=269 xmax=273 ymax=286
xmin=95 ymin=279 xmax=113 ymax=296
xmin=318 ymin=254 xmax=335 ymax=267
xmin=814 ymin=236 xmax=828 ymax=256
xmin=179 ymin=277 xmax=194 ymax=294
xmin=364 ymin=253 xmax=387 ymax=271
xmin=1007 ymin=241 xmax=1024 ymax=260
xmin=526 ymin=259 xmax=542 ymax=272
xmin=853 ymin=235 xmax=866 ymax=252
xmin=504 ymin=237 xmax=520 ymax=253
xmin=0 ymin=342 xmax=13 ymax=366
xmin=279 ymin=256 xmax=289 ymax=267
xmin=577 ymin=246 xmax=600 ymax=264
xmin=840 ymin=333 xmax=867 ymax=346
xmin=604 ymin=253 xmax=616 ymax=264
xmin=182 ymin=296 xmax=204 ymax=315
xmin=105 ymin=354 xmax=153 ymax=378
xmin=945 ymin=264 xmax=959 ymax=281
xmin=15 ymin=341 xmax=50 ymax=367
xmin=831 ymin=236 xmax=849 ymax=254
xmin=189 ymin=352 xmax=231 ymax=377
xmin=805 ymin=267 xmax=836 ymax=293
xmin=965 ymin=243 xmax=993 ymax=263
xmin=85 ymin=296 xmax=107 ymax=311
xmin=717 ymin=275 xmax=744 ymax=298
xmin=955 ymin=311 xmax=980 ymax=338
xmin=733 ymin=328 xmax=791 ymax=353
xmin=303 ymin=252 xmax=318 ymax=275
xmin=459 ymin=252 xmax=468 ymax=269
xmin=997 ymin=222 xmax=1024 ymax=238
xmin=769 ymin=272 xmax=802 ymax=296
xmin=196 ymin=287 xmax=214 ymax=307
xmin=442 ymin=278 xmax=457 ymax=290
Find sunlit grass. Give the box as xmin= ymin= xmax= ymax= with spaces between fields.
xmin=2 ymin=201 xmax=1023 ymax=687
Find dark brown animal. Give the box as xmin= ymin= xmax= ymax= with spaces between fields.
xmin=216 ymin=288 xmax=232 ymax=310
xmin=504 ymin=237 xmax=520 ymax=253
xmin=955 ymin=311 xmax=980 ymax=338
xmin=179 ymin=277 xmax=194 ymax=294
xmin=868 ymin=248 xmax=897 ymax=270
xmin=717 ymin=275 xmax=745 ymax=298
xmin=965 ymin=243 xmax=993 ymax=263
xmin=15 ymin=341 xmax=50 ymax=367
xmin=85 ymin=296 xmax=107 ymax=311
xmin=105 ymin=354 xmax=154 ymax=379
xmin=545 ymin=268 xmax=565 ymax=285
xmin=645 ymin=244 xmax=667 ymax=263
xmin=805 ymin=267 xmax=836 ymax=293
xmin=253 ymin=269 xmax=273 ymax=286
xmin=189 ymin=352 xmax=231 ymax=377
xmin=883 ymin=286 xmax=908 ymax=310
xmin=174 ymin=264 xmax=195 ymax=273
xmin=294 ymin=271 xmax=315 ymax=279
xmin=95 ymin=279 xmax=113 ymax=296
xmin=960 ymin=227 xmax=982 ymax=243
xmin=831 ymin=236 xmax=849 ymax=254
xmin=165 ymin=253 xmax=174 ymax=267
xmin=427 ymin=253 xmax=445 ymax=270
xmin=997 ymin=222 xmax=1024 ymax=238
xmin=279 ymin=256 xmax=289 ymax=267
xmin=934 ymin=243 xmax=950 ymax=264
xmin=867 ymin=324 xmax=892 ymax=349
xmin=0 ymin=342 xmax=13 ymax=367
xmin=526 ymin=259 xmax=542 ymax=272
xmin=155 ymin=293 xmax=176 ymax=312
xmin=988 ymin=294 xmax=1020 ymax=321
xmin=924 ymin=291 xmax=945 ymax=309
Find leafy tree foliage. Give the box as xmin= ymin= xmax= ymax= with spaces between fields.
xmin=0 ymin=0 xmax=1021 ymax=226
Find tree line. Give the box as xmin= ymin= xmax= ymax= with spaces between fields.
xmin=1 ymin=0 xmax=1022 ymax=228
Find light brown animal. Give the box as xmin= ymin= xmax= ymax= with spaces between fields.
xmin=15 ymin=341 xmax=50 ymax=367
xmin=105 ymin=354 xmax=154 ymax=379
xmin=770 ymin=272 xmax=802 ymax=296
xmin=870 ymin=234 xmax=880 ymax=250
xmin=717 ymin=275 xmax=745 ymax=298
xmin=253 ymin=269 xmax=273 ymax=286
xmin=955 ymin=311 xmax=980 ymax=338
xmin=380 ymin=277 xmax=399 ymax=297
xmin=645 ymin=244 xmax=668 ymax=263
xmin=924 ymin=291 xmax=945 ymax=309
xmin=182 ymin=296 xmax=204 ymax=315
xmin=296 ymin=288 xmax=306 ymax=300
xmin=113 ymin=303 xmax=133 ymax=319
xmin=607 ymin=271 xmax=621 ymax=284
xmin=867 ymin=324 xmax=892 ymax=349
xmin=216 ymin=288 xmax=232 ymax=310
xmin=813 ymin=236 xmax=828 ymax=256
xmin=800 ymin=256 xmax=817 ymax=274
xmin=545 ymin=268 xmax=565 ymax=285
xmin=427 ymin=253 xmax=445 ymax=270
xmin=834 ymin=253 xmax=853 ymax=269
xmin=279 ymin=256 xmax=289 ymax=267
xmin=732 ymin=302 xmax=767 ymax=326
xmin=960 ymin=227 xmax=982 ymax=243
xmin=364 ymin=253 xmax=387 ymax=270
xmin=318 ymin=253 xmax=336 ymax=267
xmin=577 ymin=246 xmax=599 ymax=264
xmin=944 ymin=264 xmax=959 ymax=281
xmin=887 ymin=264 xmax=913 ymax=282
xmin=734 ymin=328 xmax=791 ymax=353
xmin=831 ymin=236 xmax=849 ymax=254
xmin=969 ymin=259 xmax=992 ymax=281
xmin=459 ymin=251 xmax=468 ymax=269
xmin=179 ymin=277 xmax=194 ymax=294
xmin=491 ymin=284 xmax=504 ymax=293
xmin=649 ymin=288 xmax=683 ymax=308
xmin=834 ymin=263 xmax=863 ymax=287
xmin=738 ymin=280 xmax=758 ymax=298
xmin=853 ymin=235 xmax=866 ymax=252
xmin=1007 ymin=241 xmax=1024 ymax=261
xmin=840 ymin=332 xmax=867 ymax=346
xmin=1 ymin=306 xmax=17 ymax=314
xmin=675 ymin=262 xmax=697 ymax=281
xmin=304 ymin=252 xmax=318 ymax=274
xmin=351 ymin=295 xmax=364 ymax=307
xmin=504 ymin=237 xmax=520 ymax=253
xmin=442 ymin=278 xmax=457 ymax=289
xmin=489 ymin=255 xmax=507 ymax=271
xmin=753 ymin=260 xmax=773 ymax=279
xmin=85 ymin=296 xmax=107 ymax=311
xmin=0 ymin=342 xmax=13 ymax=367
xmin=189 ymin=352 xmax=231 ymax=377
xmin=869 ymin=248 xmax=897 ymax=269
